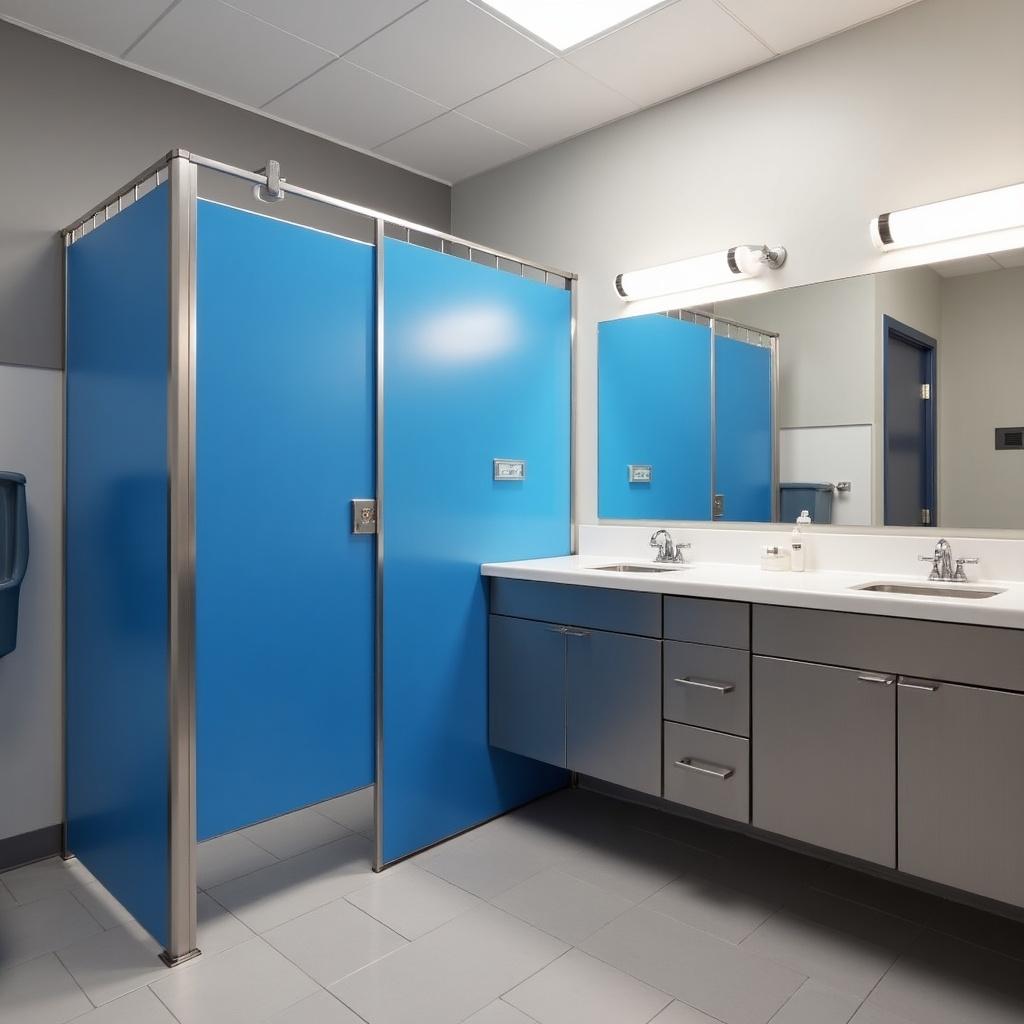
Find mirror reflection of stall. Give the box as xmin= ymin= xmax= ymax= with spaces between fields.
xmin=598 ymin=311 xmax=777 ymax=523
xmin=599 ymin=246 xmax=1024 ymax=530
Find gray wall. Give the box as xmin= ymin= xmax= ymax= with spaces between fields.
xmin=452 ymin=0 xmax=1024 ymax=527
xmin=0 ymin=18 xmax=450 ymax=371
xmin=0 ymin=20 xmax=448 ymax=845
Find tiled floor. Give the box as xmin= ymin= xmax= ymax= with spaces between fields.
xmin=3 ymin=786 xmax=1024 ymax=1023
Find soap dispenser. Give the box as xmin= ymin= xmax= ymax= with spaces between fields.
xmin=791 ymin=510 xmax=811 ymax=572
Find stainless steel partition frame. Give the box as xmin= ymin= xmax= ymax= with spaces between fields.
xmin=62 ymin=147 xmax=578 ymax=941
xmin=163 ymin=155 xmax=199 ymax=967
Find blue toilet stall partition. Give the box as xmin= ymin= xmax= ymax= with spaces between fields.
xmin=714 ymin=334 xmax=774 ymax=522
xmin=195 ymin=202 xmax=376 ymax=839
xmin=380 ymin=238 xmax=571 ymax=865
xmin=599 ymin=315 xmax=712 ymax=520
xmin=66 ymin=183 xmax=172 ymax=949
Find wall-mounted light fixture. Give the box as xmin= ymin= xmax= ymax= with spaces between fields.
xmin=870 ymin=181 xmax=1024 ymax=251
xmin=615 ymin=244 xmax=787 ymax=301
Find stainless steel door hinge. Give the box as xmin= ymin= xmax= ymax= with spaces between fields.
xmin=920 ymin=508 xmax=932 ymax=526
xmin=920 ymin=383 xmax=931 ymax=399
xmin=352 ymin=498 xmax=377 ymax=534
xmin=713 ymin=493 xmax=725 ymax=518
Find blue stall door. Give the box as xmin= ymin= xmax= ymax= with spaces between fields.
xmin=715 ymin=335 xmax=773 ymax=523
xmin=381 ymin=239 xmax=570 ymax=865
xmin=66 ymin=184 xmax=171 ymax=948
xmin=196 ymin=202 xmax=375 ymax=839
xmin=599 ymin=315 xmax=712 ymax=520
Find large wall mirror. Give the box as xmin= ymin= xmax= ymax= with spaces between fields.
xmin=598 ymin=246 xmax=1024 ymax=531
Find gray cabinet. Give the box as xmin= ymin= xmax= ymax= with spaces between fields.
xmin=566 ymin=628 xmax=662 ymax=796
xmin=753 ymin=656 xmax=896 ymax=867
xmin=664 ymin=641 xmax=749 ymax=737
xmin=489 ymin=615 xmax=566 ymax=766
xmin=898 ymin=678 xmax=1024 ymax=907
xmin=664 ymin=722 xmax=749 ymax=822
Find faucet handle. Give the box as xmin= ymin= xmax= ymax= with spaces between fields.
xmin=954 ymin=556 xmax=979 ymax=582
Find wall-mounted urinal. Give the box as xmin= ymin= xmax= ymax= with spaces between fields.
xmin=0 ymin=471 xmax=28 ymax=658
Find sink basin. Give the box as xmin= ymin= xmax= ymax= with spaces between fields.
xmin=854 ymin=582 xmax=1003 ymax=600
xmin=590 ymin=563 xmax=685 ymax=573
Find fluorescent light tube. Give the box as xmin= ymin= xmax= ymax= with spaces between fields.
xmin=871 ymin=182 xmax=1024 ymax=250
xmin=481 ymin=1 xmax=662 ymax=51
xmin=615 ymin=245 xmax=786 ymax=301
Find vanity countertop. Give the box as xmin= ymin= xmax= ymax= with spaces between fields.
xmin=482 ymin=555 xmax=1024 ymax=629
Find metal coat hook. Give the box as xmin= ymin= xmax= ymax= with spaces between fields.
xmin=254 ymin=159 xmax=285 ymax=203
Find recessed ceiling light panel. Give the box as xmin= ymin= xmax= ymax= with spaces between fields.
xmin=480 ymin=0 xmax=664 ymax=51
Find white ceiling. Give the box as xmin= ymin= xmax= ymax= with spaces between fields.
xmin=932 ymin=249 xmax=1024 ymax=279
xmin=0 ymin=0 xmax=924 ymax=184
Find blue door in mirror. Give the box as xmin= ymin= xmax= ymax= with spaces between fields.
xmin=0 ymin=470 xmax=28 ymax=657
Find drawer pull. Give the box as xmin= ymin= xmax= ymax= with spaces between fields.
xmin=544 ymin=626 xmax=568 ymax=635
xmin=898 ymin=680 xmax=939 ymax=692
xmin=857 ymin=673 xmax=895 ymax=686
xmin=674 ymin=758 xmax=734 ymax=780
xmin=564 ymin=628 xmax=591 ymax=638
xmin=674 ymin=676 xmax=734 ymax=694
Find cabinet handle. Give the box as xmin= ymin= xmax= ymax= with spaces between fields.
xmin=898 ymin=680 xmax=939 ymax=692
xmin=564 ymin=628 xmax=591 ymax=638
xmin=674 ymin=758 xmax=734 ymax=780
xmin=673 ymin=677 xmax=734 ymax=694
xmin=857 ymin=673 xmax=896 ymax=686
xmin=544 ymin=626 xmax=568 ymax=635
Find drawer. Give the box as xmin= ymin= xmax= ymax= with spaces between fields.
xmin=752 ymin=605 xmax=1024 ymax=693
xmin=663 ymin=641 xmax=749 ymax=736
xmin=663 ymin=722 xmax=749 ymax=823
xmin=490 ymin=578 xmax=662 ymax=638
xmin=664 ymin=596 xmax=749 ymax=649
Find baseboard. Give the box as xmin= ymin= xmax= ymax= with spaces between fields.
xmin=0 ymin=823 xmax=62 ymax=871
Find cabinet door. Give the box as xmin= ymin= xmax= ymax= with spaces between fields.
xmin=488 ymin=615 xmax=566 ymax=767
xmin=899 ymin=678 xmax=1024 ymax=907
xmin=753 ymin=656 xmax=896 ymax=866
xmin=566 ymin=628 xmax=662 ymax=795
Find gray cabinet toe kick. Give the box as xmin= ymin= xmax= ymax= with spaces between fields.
xmin=486 ymin=578 xmax=1024 ymax=911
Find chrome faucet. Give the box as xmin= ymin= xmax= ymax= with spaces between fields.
xmin=919 ymin=538 xmax=979 ymax=582
xmin=650 ymin=529 xmax=691 ymax=564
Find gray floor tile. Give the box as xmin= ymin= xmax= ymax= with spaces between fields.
xmin=848 ymin=1005 xmax=916 ymax=1024
xmin=465 ymin=1001 xmax=540 ymax=1023
xmin=345 ymin=862 xmax=480 ymax=940
xmin=769 ymin=980 xmax=860 ymax=1024
xmin=740 ymin=911 xmax=898 ymax=999
xmin=0 ymin=953 xmax=92 ymax=1024
xmin=0 ymin=889 xmax=103 ymax=969
xmin=581 ymin=907 xmax=803 ymax=1024
xmin=197 ymin=832 xmax=278 ymax=891
xmin=329 ymin=904 xmax=567 ymax=1024
xmin=243 ymin=808 xmax=352 ymax=860
xmin=196 ymin=892 xmax=254 ymax=956
xmin=267 ymin=989 xmax=366 ymax=1023
xmin=150 ymin=937 xmax=318 ymax=1024
xmin=492 ymin=867 xmax=634 ymax=946
xmin=68 ymin=986 xmax=178 ymax=1023
xmin=0 ymin=881 xmax=15 ymax=911
xmin=208 ymin=834 xmax=375 ymax=933
xmin=505 ymin=948 xmax=673 ymax=1024
xmin=649 ymin=1001 xmax=725 ymax=1023
xmin=868 ymin=929 xmax=1024 ymax=1024
xmin=317 ymin=788 xmax=374 ymax=837
xmin=71 ymin=882 xmax=136 ymax=932
xmin=57 ymin=921 xmax=167 ymax=1005
xmin=264 ymin=896 xmax=406 ymax=986
xmin=1 ymin=857 xmax=95 ymax=905
xmin=642 ymin=874 xmax=776 ymax=944
xmin=782 ymin=889 xmax=921 ymax=950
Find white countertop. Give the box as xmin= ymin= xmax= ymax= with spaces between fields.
xmin=481 ymin=555 xmax=1024 ymax=629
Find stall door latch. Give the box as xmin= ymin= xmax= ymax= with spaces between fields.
xmin=351 ymin=498 xmax=377 ymax=535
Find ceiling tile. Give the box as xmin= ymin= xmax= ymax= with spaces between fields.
xmin=0 ymin=0 xmax=173 ymax=55
xmin=126 ymin=0 xmax=334 ymax=108
xmin=459 ymin=59 xmax=638 ymax=149
xmin=567 ymin=0 xmax=772 ymax=107
xmin=347 ymin=0 xmax=552 ymax=108
xmin=933 ymin=255 xmax=1002 ymax=278
xmin=375 ymin=111 xmax=529 ymax=182
xmin=994 ymin=248 xmax=1024 ymax=270
xmin=222 ymin=0 xmax=424 ymax=57
xmin=718 ymin=0 xmax=920 ymax=55
xmin=266 ymin=59 xmax=445 ymax=150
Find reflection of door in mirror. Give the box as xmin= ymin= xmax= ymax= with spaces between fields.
xmin=883 ymin=317 xmax=936 ymax=527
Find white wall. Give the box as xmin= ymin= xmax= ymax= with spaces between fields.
xmin=779 ymin=426 xmax=873 ymax=527
xmin=0 ymin=365 xmax=62 ymax=841
xmin=939 ymin=266 xmax=1024 ymax=528
xmin=452 ymin=0 xmax=1024 ymax=527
